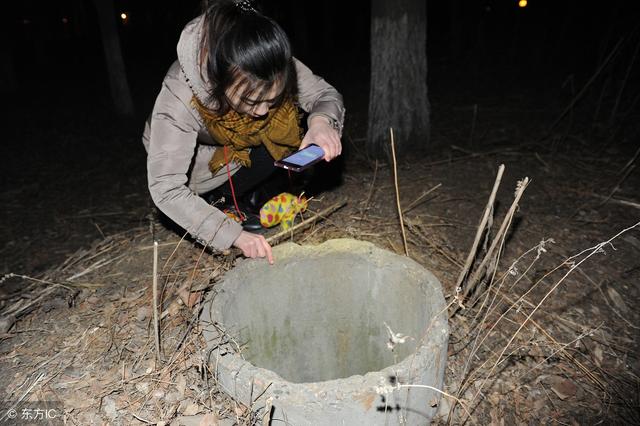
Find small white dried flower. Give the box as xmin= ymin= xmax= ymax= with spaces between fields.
xmin=453 ymin=287 xmax=466 ymax=309
xmin=384 ymin=322 xmax=411 ymax=351
xmin=375 ymin=384 xmax=395 ymax=395
xmin=375 ymin=377 xmax=400 ymax=395
xmin=0 ymin=273 xmax=15 ymax=284
xmin=535 ymin=239 xmax=554 ymax=259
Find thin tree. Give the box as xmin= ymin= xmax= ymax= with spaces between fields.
xmin=367 ymin=0 xmax=430 ymax=158
xmin=93 ymin=0 xmax=134 ymax=117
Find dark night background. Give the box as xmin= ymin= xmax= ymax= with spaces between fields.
xmin=7 ymin=0 xmax=640 ymax=122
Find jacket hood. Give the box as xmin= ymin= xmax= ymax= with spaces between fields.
xmin=177 ymin=15 xmax=210 ymax=103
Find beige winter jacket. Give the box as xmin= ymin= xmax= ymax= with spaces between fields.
xmin=142 ymin=15 xmax=345 ymax=251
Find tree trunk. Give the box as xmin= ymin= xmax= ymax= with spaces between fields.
xmin=367 ymin=0 xmax=430 ymax=159
xmin=93 ymin=0 xmax=134 ymax=117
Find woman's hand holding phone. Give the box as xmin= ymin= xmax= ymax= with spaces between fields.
xmin=301 ymin=116 xmax=341 ymax=161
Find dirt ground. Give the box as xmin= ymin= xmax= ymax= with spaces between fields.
xmin=1 ymin=76 xmax=639 ymax=425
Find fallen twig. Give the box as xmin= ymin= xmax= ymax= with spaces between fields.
xmin=265 ymin=200 xmax=347 ymax=247
xmin=405 ymin=220 xmax=463 ymax=268
xmin=404 ymin=183 xmax=442 ymax=214
xmin=67 ymin=253 xmax=127 ymax=281
xmin=591 ymin=194 xmax=640 ymax=210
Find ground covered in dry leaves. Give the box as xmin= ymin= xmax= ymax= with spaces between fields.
xmin=1 ymin=86 xmax=639 ymax=425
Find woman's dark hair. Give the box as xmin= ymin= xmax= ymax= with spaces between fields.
xmin=200 ymin=0 xmax=297 ymax=114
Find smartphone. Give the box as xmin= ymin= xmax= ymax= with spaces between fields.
xmin=274 ymin=144 xmax=325 ymax=172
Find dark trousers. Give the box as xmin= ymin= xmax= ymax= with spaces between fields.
xmin=204 ymin=146 xmax=277 ymax=210
xmin=223 ymin=145 xmax=275 ymax=197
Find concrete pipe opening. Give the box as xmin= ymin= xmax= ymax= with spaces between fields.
xmin=201 ymin=239 xmax=449 ymax=425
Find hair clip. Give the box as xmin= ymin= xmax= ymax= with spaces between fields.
xmin=236 ymin=0 xmax=256 ymax=13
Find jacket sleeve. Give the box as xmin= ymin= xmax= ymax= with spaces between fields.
xmin=146 ymin=78 xmax=243 ymax=250
xmin=294 ymin=58 xmax=346 ymax=135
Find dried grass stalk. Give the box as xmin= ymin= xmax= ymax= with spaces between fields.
xmin=389 ymin=127 xmax=409 ymax=256
xmin=152 ymin=241 xmax=161 ymax=364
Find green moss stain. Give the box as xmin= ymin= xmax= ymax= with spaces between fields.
xmin=244 ymin=316 xmax=305 ymax=379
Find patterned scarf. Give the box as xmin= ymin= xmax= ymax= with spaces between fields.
xmin=192 ymin=96 xmax=303 ymax=174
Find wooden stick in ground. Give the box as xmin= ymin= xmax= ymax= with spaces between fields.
xmin=454 ymin=165 xmax=505 ymax=292
xmin=389 ymin=128 xmax=409 ymax=257
xmin=460 ymin=177 xmax=530 ymax=306
xmin=266 ymin=200 xmax=347 ymax=247
xmin=152 ymin=241 xmax=161 ymax=364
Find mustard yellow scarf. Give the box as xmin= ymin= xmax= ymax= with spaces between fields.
xmin=192 ymin=97 xmax=302 ymax=174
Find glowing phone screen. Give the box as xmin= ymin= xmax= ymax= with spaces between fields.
xmin=283 ymin=145 xmax=324 ymax=166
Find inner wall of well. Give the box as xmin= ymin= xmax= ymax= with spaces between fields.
xmin=221 ymin=252 xmax=433 ymax=383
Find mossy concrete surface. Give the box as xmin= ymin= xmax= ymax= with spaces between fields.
xmin=201 ymin=239 xmax=449 ymax=425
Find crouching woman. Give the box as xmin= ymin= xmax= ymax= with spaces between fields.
xmin=142 ymin=0 xmax=345 ymax=263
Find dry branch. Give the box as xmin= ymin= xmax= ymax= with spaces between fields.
xmin=454 ymin=165 xmax=505 ymax=293
xmin=265 ymin=200 xmax=347 ymax=246
xmin=460 ymin=177 xmax=530 ymax=306
xmin=404 ymin=183 xmax=442 ymax=214
xmin=591 ymin=194 xmax=640 ymax=210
